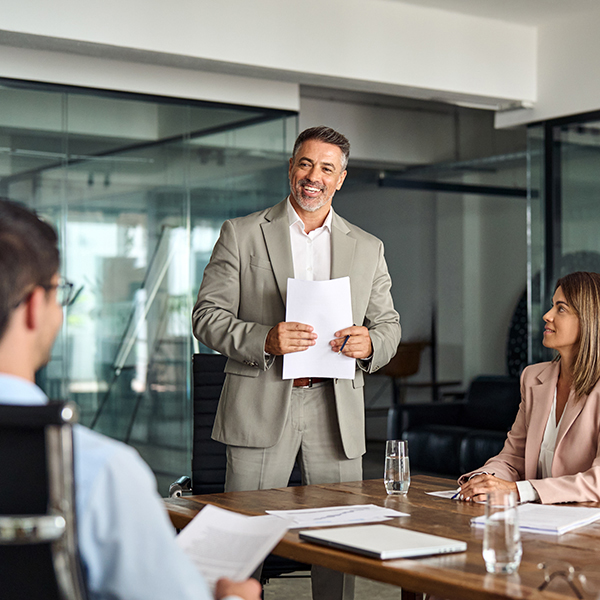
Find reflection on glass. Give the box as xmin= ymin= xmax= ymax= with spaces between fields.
xmin=0 ymin=79 xmax=296 ymax=492
xmin=528 ymin=120 xmax=600 ymax=366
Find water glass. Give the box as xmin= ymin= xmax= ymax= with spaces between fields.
xmin=384 ymin=440 xmax=410 ymax=495
xmin=482 ymin=490 xmax=522 ymax=574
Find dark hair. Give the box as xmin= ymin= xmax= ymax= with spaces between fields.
xmin=0 ymin=198 xmax=59 ymax=340
xmin=555 ymin=271 xmax=600 ymax=398
xmin=292 ymin=126 xmax=350 ymax=170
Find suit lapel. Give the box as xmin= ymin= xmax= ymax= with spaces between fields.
xmin=261 ymin=204 xmax=357 ymax=308
xmin=330 ymin=212 xmax=355 ymax=279
xmin=261 ymin=200 xmax=294 ymax=306
xmin=525 ymin=362 xmax=558 ymax=478
xmin=554 ymin=387 xmax=586 ymax=469
xmin=331 ymin=212 xmax=357 ymax=320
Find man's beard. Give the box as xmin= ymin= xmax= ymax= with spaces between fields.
xmin=291 ymin=179 xmax=329 ymax=212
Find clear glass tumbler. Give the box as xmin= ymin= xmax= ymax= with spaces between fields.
xmin=384 ymin=440 xmax=410 ymax=495
xmin=482 ymin=490 xmax=522 ymax=574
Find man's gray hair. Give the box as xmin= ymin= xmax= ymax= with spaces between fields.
xmin=292 ymin=126 xmax=350 ymax=171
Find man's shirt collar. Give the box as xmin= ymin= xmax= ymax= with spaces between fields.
xmin=286 ymin=196 xmax=333 ymax=233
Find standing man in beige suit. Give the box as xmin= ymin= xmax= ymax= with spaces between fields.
xmin=193 ymin=126 xmax=401 ymax=600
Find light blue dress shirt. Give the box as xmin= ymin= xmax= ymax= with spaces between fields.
xmin=0 ymin=373 xmax=241 ymax=600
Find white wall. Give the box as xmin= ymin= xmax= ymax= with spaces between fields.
xmin=300 ymin=97 xmax=456 ymax=166
xmin=0 ymin=46 xmax=299 ymax=112
xmin=0 ymin=0 xmax=536 ymax=109
xmin=497 ymin=8 xmax=600 ymax=127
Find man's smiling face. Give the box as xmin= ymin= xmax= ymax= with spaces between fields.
xmin=288 ymin=139 xmax=347 ymax=216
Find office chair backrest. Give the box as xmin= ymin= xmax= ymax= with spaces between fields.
xmin=192 ymin=353 xmax=304 ymax=494
xmin=0 ymin=402 xmax=87 ymax=600
xmin=192 ymin=353 xmax=229 ymax=494
xmin=463 ymin=376 xmax=521 ymax=432
xmin=191 ymin=353 xmax=309 ymax=581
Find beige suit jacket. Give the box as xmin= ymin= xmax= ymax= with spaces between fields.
xmin=463 ymin=360 xmax=600 ymax=504
xmin=192 ymin=199 xmax=401 ymax=459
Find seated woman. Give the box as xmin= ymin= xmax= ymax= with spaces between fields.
xmin=458 ymin=271 xmax=600 ymax=504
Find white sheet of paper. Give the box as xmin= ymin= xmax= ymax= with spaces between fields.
xmin=266 ymin=504 xmax=409 ymax=528
xmin=283 ymin=277 xmax=355 ymax=379
xmin=471 ymin=504 xmax=600 ymax=535
xmin=176 ymin=504 xmax=290 ymax=591
xmin=426 ymin=489 xmax=461 ymax=499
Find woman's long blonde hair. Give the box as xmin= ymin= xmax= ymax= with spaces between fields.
xmin=556 ymin=271 xmax=600 ymax=398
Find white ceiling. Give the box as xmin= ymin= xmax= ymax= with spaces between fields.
xmin=394 ymin=0 xmax=600 ymax=26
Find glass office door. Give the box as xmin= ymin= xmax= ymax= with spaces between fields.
xmin=528 ymin=116 xmax=600 ymax=365
xmin=0 ymin=79 xmax=296 ymax=491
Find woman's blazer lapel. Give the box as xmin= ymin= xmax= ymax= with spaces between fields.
xmin=524 ymin=362 xmax=559 ymax=479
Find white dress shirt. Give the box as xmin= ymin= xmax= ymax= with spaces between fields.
xmin=287 ymin=197 xmax=332 ymax=281
xmin=0 ymin=373 xmax=240 ymax=600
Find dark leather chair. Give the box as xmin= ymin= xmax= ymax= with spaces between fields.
xmin=183 ymin=353 xmax=310 ymax=583
xmin=0 ymin=401 xmax=88 ymax=600
xmin=399 ymin=376 xmax=521 ymax=477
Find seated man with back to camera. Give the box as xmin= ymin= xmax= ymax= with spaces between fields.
xmin=457 ymin=271 xmax=600 ymax=504
xmin=0 ymin=198 xmax=261 ymax=600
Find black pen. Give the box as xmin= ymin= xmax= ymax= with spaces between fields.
xmin=452 ymin=472 xmax=495 ymax=500
xmin=338 ymin=334 xmax=350 ymax=355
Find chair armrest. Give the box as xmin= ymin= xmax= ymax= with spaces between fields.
xmin=169 ymin=476 xmax=192 ymax=498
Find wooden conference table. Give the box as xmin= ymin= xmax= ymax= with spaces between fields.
xmin=164 ymin=475 xmax=600 ymax=600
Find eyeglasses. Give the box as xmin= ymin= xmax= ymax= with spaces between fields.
xmin=538 ymin=561 xmax=600 ymax=599
xmin=13 ymin=278 xmax=76 ymax=309
xmin=43 ymin=278 xmax=75 ymax=307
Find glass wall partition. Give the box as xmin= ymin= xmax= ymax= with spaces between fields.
xmin=527 ymin=114 xmax=600 ymax=366
xmin=0 ymin=79 xmax=296 ymax=491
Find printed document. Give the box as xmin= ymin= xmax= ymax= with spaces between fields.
xmin=283 ymin=276 xmax=355 ymax=379
xmin=471 ymin=503 xmax=600 ymax=535
xmin=176 ymin=504 xmax=291 ymax=590
xmin=266 ymin=504 xmax=409 ymax=528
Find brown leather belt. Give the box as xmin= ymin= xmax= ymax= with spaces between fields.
xmin=292 ymin=377 xmax=330 ymax=388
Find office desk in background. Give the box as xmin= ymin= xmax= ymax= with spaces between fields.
xmin=165 ymin=475 xmax=600 ymax=600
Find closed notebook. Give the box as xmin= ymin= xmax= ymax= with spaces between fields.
xmin=299 ymin=524 xmax=467 ymax=560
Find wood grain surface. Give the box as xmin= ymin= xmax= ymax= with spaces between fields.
xmin=164 ymin=475 xmax=600 ymax=600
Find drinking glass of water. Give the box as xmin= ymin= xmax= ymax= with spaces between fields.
xmin=384 ymin=440 xmax=410 ymax=495
xmin=482 ymin=490 xmax=522 ymax=574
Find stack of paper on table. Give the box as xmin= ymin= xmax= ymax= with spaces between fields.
xmin=471 ymin=504 xmax=600 ymax=535
xmin=266 ymin=504 xmax=409 ymax=528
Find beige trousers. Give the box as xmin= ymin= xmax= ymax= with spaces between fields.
xmin=225 ymin=381 xmax=362 ymax=600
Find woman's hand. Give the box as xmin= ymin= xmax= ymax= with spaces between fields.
xmin=457 ymin=473 xmax=518 ymax=502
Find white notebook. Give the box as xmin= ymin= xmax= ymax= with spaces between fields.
xmin=299 ymin=524 xmax=467 ymax=560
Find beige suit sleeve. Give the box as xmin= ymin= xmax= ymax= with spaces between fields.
xmin=360 ymin=240 xmax=402 ymax=373
xmin=192 ymin=219 xmax=271 ymax=370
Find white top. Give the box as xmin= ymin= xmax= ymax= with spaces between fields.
xmin=287 ymin=197 xmax=332 ymax=281
xmin=0 ymin=373 xmax=240 ymax=600
xmin=516 ymin=387 xmax=563 ymax=503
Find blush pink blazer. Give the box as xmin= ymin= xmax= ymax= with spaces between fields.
xmin=461 ymin=361 xmax=600 ymax=504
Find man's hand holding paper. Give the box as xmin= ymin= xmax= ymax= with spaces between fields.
xmin=331 ymin=324 xmax=372 ymax=359
xmin=282 ymin=277 xmax=356 ymax=380
xmin=265 ymin=321 xmax=317 ymax=355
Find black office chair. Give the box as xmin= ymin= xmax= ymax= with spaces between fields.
xmin=400 ymin=376 xmax=521 ymax=476
xmin=172 ymin=353 xmax=310 ymax=584
xmin=0 ymin=401 xmax=88 ymax=600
